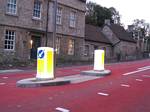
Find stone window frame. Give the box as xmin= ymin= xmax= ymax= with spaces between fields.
xmin=33 ymin=0 xmax=42 ymax=19
xmin=6 ymin=0 xmax=17 ymax=15
xmin=84 ymin=45 xmax=90 ymax=56
xmin=4 ymin=30 xmax=16 ymax=51
xmin=68 ymin=39 xmax=75 ymax=55
xmin=69 ymin=11 xmax=77 ymax=28
xmin=56 ymin=6 xmax=62 ymax=25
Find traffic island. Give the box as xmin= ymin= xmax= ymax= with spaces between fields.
xmin=81 ymin=50 xmax=111 ymax=76
xmin=16 ymin=74 xmax=102 ymax=88
xmin=17 ymin=78 xmax=71 ymax=87
xmin=16 ymin=47 xmax=64 ymax=88
xmin=81 ymin=69 xmax=111 ymax=76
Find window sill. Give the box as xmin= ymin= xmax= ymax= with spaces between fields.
xmin=5 ymin=12 xmax=18 ymax=17
xmin=69 ymin=26 xmax=76 ymax=29
xmin=68 ymin=54 xmax=74 ymax=56
xmin=32 ymin=17 xmax=41 ymax=21
xmin=56 ymin=23 xmax=62 ymax=26
xmin=4 ymin=49 xmax=15 ymax=52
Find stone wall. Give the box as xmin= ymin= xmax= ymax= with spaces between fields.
xmin=0 ymin=0 xmax=86 ymax=63
xmin=48 ymin=1 xmax=85 ymax=38
xmin=0 ymin=26 xmax=30 ymax=63
xmin=0 ymin=0 xmax=47 ymax=31
xmin=84 ymin=41 xmax=112 ymax=61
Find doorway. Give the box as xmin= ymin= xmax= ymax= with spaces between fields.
xmin=30 ymin=36 xmax=41 ymax=59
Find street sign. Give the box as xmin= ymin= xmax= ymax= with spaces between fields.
xmin=38 ymin=50 xmax=45 ymax=59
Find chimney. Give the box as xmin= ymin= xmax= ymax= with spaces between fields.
xmin=105 ymin=19 xmax=111 ymax=25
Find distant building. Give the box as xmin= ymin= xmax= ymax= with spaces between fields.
xmin=102 ymin=23 xmax=137 ymax=61
xmin=0 ymin=0 xmax=86 ymax=63
xmin=84 ymin=24 xmax=112 ymax=61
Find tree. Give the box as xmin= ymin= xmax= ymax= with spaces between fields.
xmin=109 ymin=7 xmax=121 ymax=25
xmin=132 ymin=19 xmax=150 ymax=38
xmin=86 ymin=2 xmax=113 ymax=27
xmin=130 ymin=19 xmax=150 ymax=53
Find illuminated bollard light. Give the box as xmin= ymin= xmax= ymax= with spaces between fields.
xmin=36 ymin=47 xmax=54 ymax=80
xmin=17 ymin=47 xmax=72 ymax=87
xmin=94 ymin=50 xmax=105 ymax=71
xmin=81 ymin=49 xmax=111 ymax=76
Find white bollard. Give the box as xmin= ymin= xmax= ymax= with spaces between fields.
xmin=36 ymin=47 xmax=54 ymax=79
xmin=94 ymin=50 xmax=105 ymax=71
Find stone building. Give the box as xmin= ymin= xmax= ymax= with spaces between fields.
xmin=0 ymin=0 xmax=86 ymax=63
xmin=102 ymin=23 xmax=137 ymax=61
xmin=84 ymin=24 xmax=112 ymax=61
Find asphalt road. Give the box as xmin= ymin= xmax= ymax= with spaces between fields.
xmin=0 ymin=59 xmax=150 ymax=112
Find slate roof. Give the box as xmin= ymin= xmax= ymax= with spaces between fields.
xmin=85 ymin=24 xmax=111 ymax=44
xmin=108 ymin=24 xmax=136 ymax=43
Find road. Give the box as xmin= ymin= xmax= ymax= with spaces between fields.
xmin=0 ymin=59 xmax=150 ymax=112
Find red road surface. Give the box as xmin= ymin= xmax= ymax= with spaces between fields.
xmin=0 ymin=59 xmax=150 ymax=112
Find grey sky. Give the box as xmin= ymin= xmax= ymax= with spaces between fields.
xmin=87 ymin=0 xmax=150 ymax=27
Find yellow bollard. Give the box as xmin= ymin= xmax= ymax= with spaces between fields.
xmin=36 ymin=47 xmax=54 ymax=79
xmin=94 ymin=50 xmax=105 ymax=71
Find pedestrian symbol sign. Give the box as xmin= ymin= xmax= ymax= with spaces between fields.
xmin=38 ymin=50 xmax=45 ymax=59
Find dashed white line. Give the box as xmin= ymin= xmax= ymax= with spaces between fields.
xmin=142 ymin=75 xmax=150 ymax=78
xmin=122 ymin=67 xmax=150 ymax=76
xmin=98 ymin=92 xmax=109 ymax=96
xmin=136 ymin=79 xmax=143 ymax=82
xmin=56 ymin=107 xmax=70 ymax=112
xmin=121 ymin=84 xmax=130 ymax=87
xmin=2 ymin=77 xmax=8 ymax=79
xmin=17 ymin=105 xmax=22 ymax=108
xmin=0 ymin=83 xmax=6 ymax=85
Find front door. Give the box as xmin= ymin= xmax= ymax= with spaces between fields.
xmin=30 ymin=36 xmax=41 ymax=59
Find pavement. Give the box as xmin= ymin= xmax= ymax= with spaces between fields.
xmin=0 ymin=59 xmax=150 ymax=112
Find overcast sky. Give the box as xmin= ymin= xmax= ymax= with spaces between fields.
xmin=87 ymin=0 xmax=150 ymax=27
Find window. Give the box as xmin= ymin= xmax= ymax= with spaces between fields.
xmin=33 ymin=0 xmax=41 ymax=19
xmin=69 ymin=11 xmax=76 ymax=28
xmin=56 ymin=7 xmax=62 ymax=25
xmin=56 ymin=37 xmax=61 ymax=54
xmin=6 ymin=0 xmax=17 ymax=14
xmin=84 ymin=45 xmax=89 ymax=56
xmin=4 ymin=30 xmax=15 ymax=50
xmin=68 ymin=39 xmax=75 ymax=55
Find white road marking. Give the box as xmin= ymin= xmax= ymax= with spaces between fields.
xmin=0 ymin=69 xmax=23 ymax=73
xmin=98 ymin=92 xmax=109 ymax=96
xmin=56 ymin=107 xmax=70 ymax=112
xmin=136 ymin=79 xmax=143 ymax=82
xmin=48 ymin=97 xmax=53 ymax=100
xmin=143 ymin=75 xmax=150 ymax=78
xmin=0 ymin=83 xmax=6 ymax=85
xmin=138 ymin=66 xmax=150 ymax=70
xmin=2 ymin=77 xmax=8 ymax=79
xmin=17 ymin=105 xmax=22 ymax=108
xmin=121 ymin=84 xmax=130 ymax=87
xmin=122 ymin=67 xmax=150 ymax=76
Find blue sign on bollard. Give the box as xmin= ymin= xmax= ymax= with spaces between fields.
xmin=38 ymin=50 xmax=45 ymax=59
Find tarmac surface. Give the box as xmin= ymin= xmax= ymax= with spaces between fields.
xmin=0 ymin=59 xmax=150 ymax=112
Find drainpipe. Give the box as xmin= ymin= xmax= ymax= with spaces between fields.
xmin=45 ymin=0 xmax=50 ymax=46
xmin=53 ymin=0 xmax=57 ymax=78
